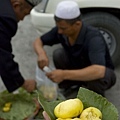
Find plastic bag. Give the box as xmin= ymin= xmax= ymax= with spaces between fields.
xmin=36 ymin=66 xmax=58 ymax=101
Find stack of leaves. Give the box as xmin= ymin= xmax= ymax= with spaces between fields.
xmin=38 ymin=87 xmax=119 ymax=120
xmin=0 ymin=89 xmax=39 ymax=120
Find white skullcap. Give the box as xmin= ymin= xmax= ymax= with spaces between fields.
xmin=55 ymin=1 xmax=80 ymax=19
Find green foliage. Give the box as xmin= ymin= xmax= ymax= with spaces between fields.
xmin=77 ymin=87 xmax=119 ymax=120
xmin=0 ymin=87 xmax=118 ymax=120
xmin=37 ymin=90 xmax=62 ymax=120
xmin=0 ymin=89 xmax=36 ymax=120
xmin=38 ymin=87 xmax=119 ymax=120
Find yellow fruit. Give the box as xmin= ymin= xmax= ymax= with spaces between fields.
xmin=2 ymin=102 xmax=12 ymax=112
xmin=54 ymin=98 xmax=84 ymax=119
xmin=80 ymin=107 xmax=102 ymax=120
xmin=73 ymin=118 xmax=82 ymax=120
xmin=56 ymin=118 xmax=72 ymax=120
xmin=5 ymin=102 xmax=12 ymax=107
xmin=56 ymin=118 xmax=82 ymax=120
xmin=2 ymin=107 xmax=10 ymax=112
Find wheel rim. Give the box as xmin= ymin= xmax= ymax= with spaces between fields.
xmin=99 ymin=28 xmax=116 ymax=56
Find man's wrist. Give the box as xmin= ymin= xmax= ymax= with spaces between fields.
xmin=22 ymin=80 xmax=27 ymax=88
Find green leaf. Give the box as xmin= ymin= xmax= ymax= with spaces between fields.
xmin=37 ymin=87 xmax=119 ymax=120
xmin=37 ymin=90 xmax=62 ymax=120
xmin=0 ymin=89 xmax=36 ymax=120
xmin=77 ymin=87 xmax=119 ymax=120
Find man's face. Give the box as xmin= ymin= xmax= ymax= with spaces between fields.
xmin=12 ymin=0 xmax=33 ymax=22
xmin=15 ymin=7 xmax=32 ymax=21
xmin=56 ymin=20 xmax=78 ymax=37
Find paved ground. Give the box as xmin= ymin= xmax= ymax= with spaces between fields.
xmin=0 ymin=16 xmax=120 ymax=118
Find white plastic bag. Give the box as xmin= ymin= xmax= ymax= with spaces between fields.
xmin=36 ymin=65 xmax=58 ymax=101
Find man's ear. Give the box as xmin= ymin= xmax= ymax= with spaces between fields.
xmin=75 ymin=21 xmax=82 ymax=26
xmin=11 ymin=0 xmax=21 ymax=10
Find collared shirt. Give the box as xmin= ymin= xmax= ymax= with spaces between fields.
xmin=0 ymin=0 xmax=24 ymax=92
xmin=41 ymin=23 xmax=114 ymax=69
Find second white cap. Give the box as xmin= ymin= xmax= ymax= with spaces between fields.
xmin=55 ymin=1 xmax=81 ymax=19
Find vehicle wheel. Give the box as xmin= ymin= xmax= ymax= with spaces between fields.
xmin=82 ymin=12 xmax=120 ymax=67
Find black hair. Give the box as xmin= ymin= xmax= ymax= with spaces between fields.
xmin=25 ymin=0 xmax=34 ymax=7
xmin=54 ymin=15 xmax=81 ymax=25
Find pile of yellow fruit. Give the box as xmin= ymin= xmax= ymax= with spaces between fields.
xmin=54 ymin=98 xmax=102 ymax=120
xmin=2 ymin=102 xmax=12 ymax=112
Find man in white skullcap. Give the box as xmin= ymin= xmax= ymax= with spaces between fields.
xmin=0 ymin=0 xmax=41 ymax=93
xmin=34 ymin=1 xmax=116 ymax=98
xmin=55 ymin=1 xmax=80 ymax=19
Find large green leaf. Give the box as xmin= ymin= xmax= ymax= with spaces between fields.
xmin=0 ymin=90 xmax=36 ymax=120
xmin=38 ymin=87 xmax=119 ymax=120
xmin=37 ymin=90 xmax=62 ymax=120
xmin=77 ymin=87 xmax=119 ymax=120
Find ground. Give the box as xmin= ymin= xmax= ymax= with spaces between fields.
xmin=0 ymin=16 xmax=119 ymax=118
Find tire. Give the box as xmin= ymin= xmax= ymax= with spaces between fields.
xmin=82 ymin=12 xmax=120 ymax=67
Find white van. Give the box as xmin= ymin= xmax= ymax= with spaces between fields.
xmin=31 ymin=0 xmax=120 ymax=66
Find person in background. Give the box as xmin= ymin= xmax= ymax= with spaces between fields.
xmin=33 ymin=1 xmax=116 ymax=98
xmin=0 ymin=0 xmax=42 ymax=93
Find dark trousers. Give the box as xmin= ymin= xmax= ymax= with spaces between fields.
xmin=53 ymin=48 xmax=116 ymax=98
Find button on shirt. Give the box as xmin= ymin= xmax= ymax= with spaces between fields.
xmin=41 ymin=23 xmax=114 ymax=70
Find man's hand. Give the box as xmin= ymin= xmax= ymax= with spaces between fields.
xmin=37 ymin=54 xmax=49 ymax=69
xmin=46 ymin=70 xmax=64 ymax=83
xmin=22 ymin=79 xmax=36 ymax=92
xmin=33 ymin=38 xmax=49 ymax=69
xmin=43 ymin=111 xmax=51 ymax=120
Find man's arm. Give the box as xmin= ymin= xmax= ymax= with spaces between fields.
xmin=46 ymin=65 xmax=106 ymax=83
xmin=33 ymin=38 xmax=49 ymax=69
xmin=0 ymin=48 xmax=24 ymax=92
xmin=0 ymin=48 xmax=36 ymax=92
xmin=63 ymin=65 xmax=105 ymax=81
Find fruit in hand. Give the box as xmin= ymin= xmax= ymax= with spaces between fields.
xmin=54 ymin=98 xmax=83 ymax=119
xmin=80 ymin=107 xmax=102 ymax=120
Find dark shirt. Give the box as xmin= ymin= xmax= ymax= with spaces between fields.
xmin=0 ymin=0 xmax=24 ymax=92
xmin=41 ymin=23 xmax=114 ymax=70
